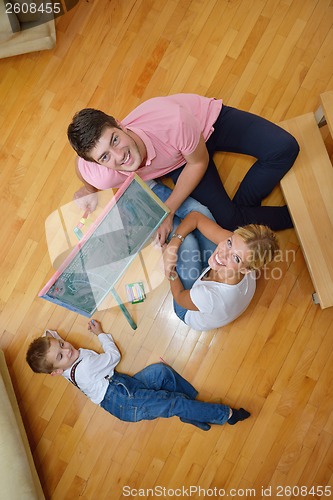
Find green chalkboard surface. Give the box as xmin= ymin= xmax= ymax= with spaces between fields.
xmin=39 ymin=174 xmax=169 ymax=316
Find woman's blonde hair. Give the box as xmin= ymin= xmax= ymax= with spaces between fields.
xmin=234 ymin=224 xmax=279 ymax=271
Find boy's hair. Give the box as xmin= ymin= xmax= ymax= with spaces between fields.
xmin=234 ymin=224 xmax=279 ymax=270
xmin=26 ymin=336 xmax=54 ymax=374
xmin=67 ymin=108 xmax=121 ymax=161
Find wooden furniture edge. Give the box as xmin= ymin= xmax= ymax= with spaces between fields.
xmin=279 ymin=112 xmax=333 ymax=309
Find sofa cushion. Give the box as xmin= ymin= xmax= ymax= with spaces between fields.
xmin=0 ymin=376 xmax=43 ymax=498
xmin=0 ymin=3 xmax=56 ymax=59
xmin=9 ymin=0 xmax=43 ymax=24
xmin=0 ymin=0 xmax=20 ymax=41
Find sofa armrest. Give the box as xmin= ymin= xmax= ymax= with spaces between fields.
xmin=9 ymin=0 xmax=44 ymax=24
xmin=0 ymin=0 xmax=56 ymax=58
xmin=0 ymin=0 xmax=21 ymax=42
xmin=0 ymin=350 xmax=45 ymax=499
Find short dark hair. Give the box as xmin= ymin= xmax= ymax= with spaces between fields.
xmin=26 ymin=336 xmax=53 ymax=374
xmin=67 ymin=108 xmax=120 ymax=161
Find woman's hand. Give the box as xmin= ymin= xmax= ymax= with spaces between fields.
xmin=162 ymin=242 xmax=179 ymax=280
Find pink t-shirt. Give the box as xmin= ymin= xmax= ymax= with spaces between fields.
xmin=77 ymin=94 xmax=222 ymax=189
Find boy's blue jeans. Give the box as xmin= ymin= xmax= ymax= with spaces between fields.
xmin=151 ymin=183 xmax=217 ymax=322
xmin=100 ymin=363 xmax=230 ymax=426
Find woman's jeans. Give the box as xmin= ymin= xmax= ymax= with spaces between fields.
xmin=169 ymin=105 xmax=300 ymax=231
xmin=151 ymin=183 xmax=216 ymax=321
xmin=100 ymin=363 xmax=230 ymax=427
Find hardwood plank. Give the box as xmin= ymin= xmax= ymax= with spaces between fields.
xmin=1 ymin=0 xmax=333 ymax=497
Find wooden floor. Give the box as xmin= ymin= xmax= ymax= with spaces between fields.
xmin=1 ymin=0 xmax=333 ymax=498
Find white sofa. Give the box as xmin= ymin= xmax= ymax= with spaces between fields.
xmin=0 ymin=0 xmax=56 ymax=59
xmin=0 ymin=350 xmax=45 ymax=499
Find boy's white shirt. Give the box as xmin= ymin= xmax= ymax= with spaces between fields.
xmin=43 ymin=330 xmax=121 ymax=404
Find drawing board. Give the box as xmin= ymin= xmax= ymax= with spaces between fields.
xmin=39 ymin=174 xmax=169 ymax=317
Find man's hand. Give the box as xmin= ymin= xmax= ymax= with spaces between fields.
xmin=88 ymin=319 xmax=103 ymax=335
xmin=74 ymin=186 xmax=98 ymax=212
xmin=44 ymin=330 xmax=55 ymax=338
xmin=154 ymin=213 xmax=174 ymax=246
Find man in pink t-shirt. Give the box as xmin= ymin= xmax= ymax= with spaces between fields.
xmin=68 ymin=93 xmax=299 ymax=244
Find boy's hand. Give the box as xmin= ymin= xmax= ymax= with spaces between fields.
xmin=88 ymin=319 xmax=103 ymax=335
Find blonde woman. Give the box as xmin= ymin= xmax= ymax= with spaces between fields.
xmin=163 ymin=212 xmax=279 ymax=331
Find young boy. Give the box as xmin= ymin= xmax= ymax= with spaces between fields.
xmin=26 ymin=319 xmax=250 ymax=430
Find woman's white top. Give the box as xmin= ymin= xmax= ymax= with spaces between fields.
xmin=184 ymin=267 xmax=256 ymax=331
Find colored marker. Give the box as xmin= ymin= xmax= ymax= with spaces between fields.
xmin=73 ymin=226 xmax=84 ymax=240
xmin=74 ymin=209 xmax=90 ymax=239
xmin=78 ymin=209 xmax=90 ymax=229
